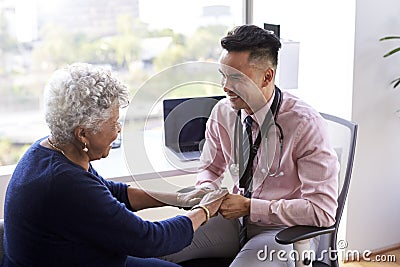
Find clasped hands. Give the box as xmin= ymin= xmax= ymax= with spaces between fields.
xmin=178 ymin=187 xmax=250 ymax=219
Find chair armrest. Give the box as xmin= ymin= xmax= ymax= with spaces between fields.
xmin=275 ymin=225 xmax=335 ymax=245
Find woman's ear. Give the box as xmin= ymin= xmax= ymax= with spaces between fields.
xmin=74 ymin=126 xmax=86 ymax=143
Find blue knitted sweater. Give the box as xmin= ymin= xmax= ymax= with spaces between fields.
xmin=2 ymin=138 xmax=193 ymax=267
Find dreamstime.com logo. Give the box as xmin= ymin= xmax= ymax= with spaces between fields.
xmin=256 ymin=240 xmax=397 ymax=263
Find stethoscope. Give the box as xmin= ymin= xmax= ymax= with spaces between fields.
xmin=229 ymin=86 xmax=284 ymax=179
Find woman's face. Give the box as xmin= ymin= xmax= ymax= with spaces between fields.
xmin=85 ymin=105 xmax=121 ymax=161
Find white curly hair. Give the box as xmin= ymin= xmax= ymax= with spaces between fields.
xmin=44 ymin=63 xmax=130 ymax=143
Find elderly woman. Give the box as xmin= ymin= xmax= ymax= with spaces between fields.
xmin=2 ymin=63 xmax=226 ymax=267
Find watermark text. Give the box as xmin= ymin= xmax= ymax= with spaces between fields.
xmin=257 ymin=241 xmax=397 ymax=264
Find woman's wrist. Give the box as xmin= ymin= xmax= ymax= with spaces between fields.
xmin=190 ymin=204 xmax=210 ymax=225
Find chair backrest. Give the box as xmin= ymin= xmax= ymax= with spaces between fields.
xmin=317 ymin=113 xmax=358 ymax=267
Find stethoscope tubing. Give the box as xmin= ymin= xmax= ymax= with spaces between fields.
xmin=230 ymin=87 xmax=283 ymax=179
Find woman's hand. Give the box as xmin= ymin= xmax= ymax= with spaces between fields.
xmin=177 ymin=187 xmax=214 ymax=207
xmin=186 ymin=189 xmax=229 ymax=232
xmin=200 ymin=189 xmax=229 ymax=217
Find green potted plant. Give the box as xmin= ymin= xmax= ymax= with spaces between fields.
xmin=380 ymin=36 xmax=400 ymax=88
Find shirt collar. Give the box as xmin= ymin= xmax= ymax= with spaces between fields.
xmin=241 ymin=90 xmax=276 ymax=126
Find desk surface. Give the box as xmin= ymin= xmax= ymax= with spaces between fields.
xmin=91 ymin=129 xmax=200 ymax=183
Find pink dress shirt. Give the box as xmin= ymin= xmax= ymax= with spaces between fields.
xmin=196 ymin=90 xmax=339 ymax=228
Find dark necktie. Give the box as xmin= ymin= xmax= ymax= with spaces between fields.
xmin=241 ymin=115 xmax=254 ymax=198
xmin=239 ymin=115 xmax=254 ymax=246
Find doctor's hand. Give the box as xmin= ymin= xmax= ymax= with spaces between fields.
xmin=219 ymin=193 xmax=251 ymax=219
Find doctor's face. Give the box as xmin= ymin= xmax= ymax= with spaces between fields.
xmin=218 ymin=50 xmax=267 ymax=114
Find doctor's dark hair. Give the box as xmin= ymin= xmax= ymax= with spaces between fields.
xmin=221 ymin=25 xmax=281 ymax=67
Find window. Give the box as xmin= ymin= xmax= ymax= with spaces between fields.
xmin=0 ymin=0 xmax=243 ymax=167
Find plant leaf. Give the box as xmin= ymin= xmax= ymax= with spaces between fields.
xmin=383 ymin=47 xmax=400 ymax=57
xmin=379 ymin=36 xmax=400 ymax=41
xmin=391 ymin=77 xmax=400 ymax=88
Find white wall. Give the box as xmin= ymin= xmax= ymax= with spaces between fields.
xmin=253 ymin=0 xmax=400 ymax=252
xmin=253 ymin=0 xmax=356 ymax=119
xmin=348 ymin=0 xmax=400 ymax=251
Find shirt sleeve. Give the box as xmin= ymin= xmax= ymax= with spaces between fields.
xmin=250 ymin=115 xmax=339 ymax=227
xmin=49 ymin=169 xmax=194 ymax=258
xmin=196 ymin=107 xmax=229 ymax=189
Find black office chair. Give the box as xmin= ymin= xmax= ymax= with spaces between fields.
xmin=275 ymin=113 xmax=358 ymax=267
xmin=179 ymin=113 xmax=358 ymax=267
